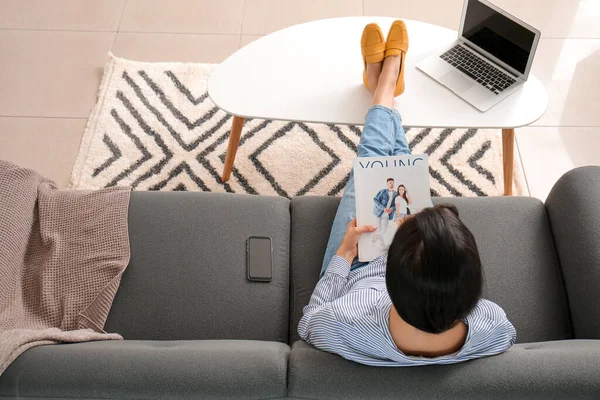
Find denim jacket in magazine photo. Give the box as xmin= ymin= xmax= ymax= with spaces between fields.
xmin=373 ymin=188 xmax=397 ymax=220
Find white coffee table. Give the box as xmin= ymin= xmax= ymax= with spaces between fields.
xmin=208 ymin=17 xmax=548 ymax=196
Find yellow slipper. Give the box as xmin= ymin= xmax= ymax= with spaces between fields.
xmin=361 ymin=23 xmax=386 ymax=90
xmin=384 ymin=20 xmax=409 ymax=96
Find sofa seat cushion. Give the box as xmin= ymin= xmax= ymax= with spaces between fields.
xmin=288 ymin=340 xmax=600 ymax=399
xmin=289 ymin=196 xmax=571 ymax=344
xmin=0 ymin=340 xmax=289 ymax=400
xmin=106 ymin=191 xmax=291 ymax=343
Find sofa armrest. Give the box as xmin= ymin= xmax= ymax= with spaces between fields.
xmin=545 ymin=166 xmax=600 ymax=339
xmin=288 ymin=340 xmax=600 ymax=400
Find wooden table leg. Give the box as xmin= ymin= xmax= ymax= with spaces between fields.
xmin=502 ymin=128 xmax=515 ymax=196
xmin=222 ymin=116 xmax=245 ymax=183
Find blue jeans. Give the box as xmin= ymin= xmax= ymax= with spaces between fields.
xmin=320 ymin=105 xmax=412 ymax=277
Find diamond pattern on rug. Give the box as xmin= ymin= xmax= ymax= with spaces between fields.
xmin=70 ymin=53 xmax=526 ymax=197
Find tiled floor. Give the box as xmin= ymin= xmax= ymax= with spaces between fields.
xmin=0 ymin=0 xmax=598 ymax=197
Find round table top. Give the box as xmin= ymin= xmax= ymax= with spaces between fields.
xmin=208 ymin=17 xmax=547 ymax=128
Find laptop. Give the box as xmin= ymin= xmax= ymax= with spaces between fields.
xmin=417 ymin=0 xmax=541 ymax=112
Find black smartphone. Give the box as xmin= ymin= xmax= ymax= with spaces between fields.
xmin=247 ymin=236 xmax=272 ymax=282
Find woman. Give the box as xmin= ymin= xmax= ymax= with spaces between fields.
xmin=302 ymin=20 xmax=515 ymax=368
xmin=394 ymin=184 xmax=412 ymax=227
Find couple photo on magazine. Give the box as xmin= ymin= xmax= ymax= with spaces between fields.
xmin=372 ymin=177 xmax=412 ymax=247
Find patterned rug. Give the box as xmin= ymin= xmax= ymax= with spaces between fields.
xmin=70 ymin=53 xmax=526 ymax=197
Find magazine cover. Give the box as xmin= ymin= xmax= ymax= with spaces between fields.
xmin=354 ymin=154 xmax=433 ymax=262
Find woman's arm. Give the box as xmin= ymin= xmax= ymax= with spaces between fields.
xmin=406 ymin=192 xmax=412 ymax=205
xmin=395 ymin=215 xmax=405 ymax=227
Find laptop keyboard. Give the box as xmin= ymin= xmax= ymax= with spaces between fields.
xmin=440 ymin=45 xmax=516 ymax=95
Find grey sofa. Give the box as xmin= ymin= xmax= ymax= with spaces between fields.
xmin=1 ymin=166 xmax=599 ymax=399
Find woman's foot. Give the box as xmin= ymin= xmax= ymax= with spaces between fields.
xmin=361 ymin=23 xmax=386 ymax=93
xmin=384 ymin=20 xmax=408 ymax=96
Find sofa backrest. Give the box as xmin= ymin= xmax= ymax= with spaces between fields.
xmin=104 ymin=191 xmax=290 ymax=343
xmin=546 ymin=166 xmax=600 ymax=339
xmin=289 ymin=196 xmax=573 ymax=344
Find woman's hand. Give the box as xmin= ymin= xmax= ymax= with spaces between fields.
xmin=335 ymin=218 xmax=377 ymax=264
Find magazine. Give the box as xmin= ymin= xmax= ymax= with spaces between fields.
xmin=354 ymin=154 xmax=433 ymax=262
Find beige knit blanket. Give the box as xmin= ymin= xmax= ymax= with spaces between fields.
xmin=0 ymin=160 xmax=131 ymax=376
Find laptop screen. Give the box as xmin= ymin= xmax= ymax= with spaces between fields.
xmin=462 ymin=0 xmax=536 ymax=74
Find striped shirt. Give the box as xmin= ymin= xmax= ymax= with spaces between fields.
xmin=298 ymin=255 xmax=517 ymax=366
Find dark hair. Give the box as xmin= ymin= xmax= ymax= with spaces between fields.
xmin=386 ymin=178 xmax=395 ymax=183
xmin=385 ymin=204 xmax=482 ymax=334
xmin=396 ymin=184 xmax=408 ymax=203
